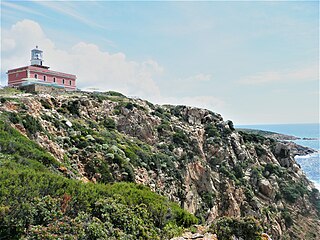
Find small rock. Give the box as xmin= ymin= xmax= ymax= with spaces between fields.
xmin=65 ymin=120 xmax=72 ymax=127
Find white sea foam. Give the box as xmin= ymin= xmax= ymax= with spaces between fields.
xmin=295 ymin=152 xmax=320 ymax=159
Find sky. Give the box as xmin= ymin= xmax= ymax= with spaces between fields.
xmin=1 ymin=1 xmax=319 ymax=125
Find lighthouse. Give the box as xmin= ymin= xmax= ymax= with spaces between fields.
xmin=30 ymin=46 xmax=44 ymax=66
xmin=7 ymin=46 xmax=77 ymax=91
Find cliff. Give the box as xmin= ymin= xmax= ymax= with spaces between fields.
xmin=0 ymin=89 xmax=319 ymax=239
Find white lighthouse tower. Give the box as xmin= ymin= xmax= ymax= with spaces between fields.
xmin=30 ymin=46 xmax=43 ymax=66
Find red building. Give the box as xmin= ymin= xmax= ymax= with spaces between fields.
xmin=7 ymin=46 xmax=76 ymax=91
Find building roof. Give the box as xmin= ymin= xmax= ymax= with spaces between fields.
xmin=7 ymin=65 xmax=76 ymax=79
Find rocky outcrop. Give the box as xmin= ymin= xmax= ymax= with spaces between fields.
xmin=1 ymin=90 xmax=319 ymax=240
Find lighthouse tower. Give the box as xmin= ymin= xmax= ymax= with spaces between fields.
xmin=30 ymin=46 xmax=43 ymax=66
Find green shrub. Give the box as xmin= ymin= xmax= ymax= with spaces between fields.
xmin=211 ymin=216 xmax=262 ymax=240
xmin=22 ymin=114 xmax=43 ymax=136
xmin=263 ymin=163 xmax=282 ymax=177
xmin=85 ymin=158 xmax=114 ymax=183
xmin=66 ymin=100 xmax=81 ymax=116
xmin=103 ymin=117 xmax=116 ymax=130
xmin=205 ymin=124 xmax=220 ymax=138
xmin=255 ymin=144 xmax=266 ymax=157
xmin=0 ymin=167 xmax=197 ymax=239
xmin=172 ymin=129 xmax=188 ymax=146
xmin=157 ymin=121 xmax=171 ymax=134
xmin=239 ymin=131 xmax=266 ymax=144
xmin=280 ymin=182 xmax=308 ymax=203
xmin=8 ymin=112 xmax=22 ymax=124
xmin=201 ymin=191 xmax=216 ymax=208
xmin=281 ymin=209 xmax=293 ymax=227
xmin=0 ymin=120 xmax=59 ymax=168
xmin=106 ymin=91 xmax=126 ymax=97
xmin=40 ymin=99 xmax=52 ymax=109
xmin=233 ymin=164 xmax=244 ymax=179
xmin=125 ymin=102 xmax=134 ymax=110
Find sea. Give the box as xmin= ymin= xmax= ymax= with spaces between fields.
xmin=236 ymin=123 xmax=320 ymax=190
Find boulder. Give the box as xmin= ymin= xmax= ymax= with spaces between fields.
xmin=259 ymin=178 xmax=274 ymax=198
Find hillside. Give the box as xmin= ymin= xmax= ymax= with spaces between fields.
xmin=0 ymin=88 xmax=319 ymax=239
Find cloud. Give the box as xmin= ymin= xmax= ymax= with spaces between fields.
xmin=32 ymin=1 xmax=107 ymax=29
xmin=1 ymin=1 xmax=45 ymax=17
xmin=239 ymin=64 xmax=319 ymax=85
xmin=1 ymin=19 xmax=162 ymax=99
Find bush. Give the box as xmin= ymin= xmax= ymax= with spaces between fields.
xmin=281 ymin=182 xmax=308 ymax=203
xmin=0 ymin=120 xmax=59 ymax=168
xmin=255 ymin=144 xmax=266 ymax=157
xmin=103 ymin=117 xmax=116 ymax=130
xmin=281 ymin=209 xmax=293 ymax=227
xmin=22 ymin=114 xmax=44 ymax=136
xmin=211 ymin=216 xmax=262 ymax=240
xmin=106 ymin=91 xmax=126 ymax=97
xmin=205 ymin=124 xmax=220 ymax=138
xmin=8 ymin=112 xmax=22 ymax=124
xmin=66 ymin=100 xmax=81 ymax=116
xmin=0 ymin=167 xmax=198 ymax=239
xmin=239 ymin=131 xmax=266 ymax=144
xmin=263 ymin=163 xmax=282 ymax=177
xmin=172 ymin=129 xmax=188 ymax=146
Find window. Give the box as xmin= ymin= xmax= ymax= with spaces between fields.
xmin=43 ymin=75 xmax=46 ymax=81
xmin=15 ymin=73 xmax=19 ymax=77
xmin=62 ymin=79 xmax=65 ymax=84
xmin=69 ymin=80 xmax=72 ymax=86
xmin=34 ymin=74 xmax=38 ymax=79
xmin=53 ymin=77 xmax=56 ymax=83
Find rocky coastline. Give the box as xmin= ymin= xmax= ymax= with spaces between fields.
xmin=1 ymin=89 xmax=319 ymax=239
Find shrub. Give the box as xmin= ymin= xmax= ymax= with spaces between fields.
xmin=280 ymin=182 xmax=308 ymax=203
xmin=157 ymin=121 xmax=171 ymax=134
xmin=125 ymin=102 xmax=134 ymax=110
xmin=0 ymin=168 xmax=198 ymax=239
xmin=23 ymin=114 xmax=43 ymax=136
xmin=40 ymin=99 xmax=52 ymax=109
xmin=255 ymin=144 xmax=266 ymax=157
xmin=66 ymin=100 xmax=81 ymax=116
xmin=103 ymin=117 xmax=116 ymax=130
xmin=8 ymin=112 xmax=22 ymax=124
xmin=205 ymin=124 xmax=220 ymax=138
xmin=211 ymin=216 xmax=262 ymax=240
xmin=239 ymin=131 xmax=266 ymax=144
xmin=281 ymin=209 xmax=293 ymax=227
xmin=233 ymin=164 xmax=244 ymax=179
xmin=200 ymin=191 xmax=216 ymax=208
xmin=106 ymin=91 xmax=126 ymax=97
xmin=0 ymin=120 xmax=59 ymax=168
xmin=85 ymin=158 xmax=114 ymax=183
xmin=172 ymin=129 xmax=188 ymax=146
xmin=263 ymin=163 xmax=282 ymax=177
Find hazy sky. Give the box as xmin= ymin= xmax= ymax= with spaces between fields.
xmin=1 ymin=1 xmax=319 ymax=124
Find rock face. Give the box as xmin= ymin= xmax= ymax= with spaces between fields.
xmin=0 ymin=91 xmax=319 ymax=240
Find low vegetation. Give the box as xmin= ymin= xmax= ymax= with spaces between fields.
xmin=0 ymin=119 xmax=197 ymax=239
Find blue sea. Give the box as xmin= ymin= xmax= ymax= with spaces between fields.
xmin=237 ymin=123 xmax=320 ymax=189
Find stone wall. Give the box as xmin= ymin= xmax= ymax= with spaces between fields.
xmin=19 ymin=83 xmax=66 ymax=94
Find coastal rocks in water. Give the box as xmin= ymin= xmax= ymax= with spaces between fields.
xmin=285 ymin=141 xmax=316 ymax=156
